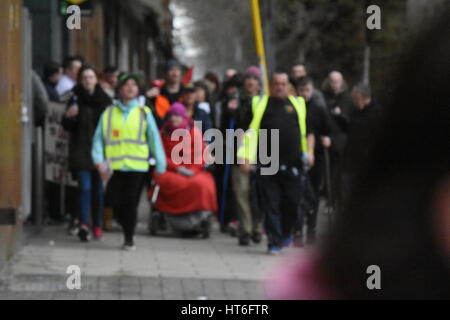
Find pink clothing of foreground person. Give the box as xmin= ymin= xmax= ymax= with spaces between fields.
xmin=265 ymin=250 xmax=332 ymax=300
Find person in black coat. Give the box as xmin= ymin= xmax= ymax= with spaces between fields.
xmin=295 ymin=77 xmax=334 ymax=245
xmin=216 ymin=75 xmax=244 ymax=233
xmin=61 ymin=65 xmax=112 ymax=242
xmin=336 ymin=83 xmax=382 ymax=205
xmin=322 ymin=71 xmax=354 ymax=210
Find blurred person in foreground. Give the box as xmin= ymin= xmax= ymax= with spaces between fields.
xmin=266 ymin=14 xmax=450 ymax=299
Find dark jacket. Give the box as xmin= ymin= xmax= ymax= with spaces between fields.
xmin=323 ymin=89 xmax=354 ymax=154
xmin=306 ymin=96 xmax=333 ymax=157
xmin=338 ymin=101 xmax=382 ymax=173
xmin=61 ymin=84 xmax=112 ymax=171
xmin=145 ymin=96 xmax=164 ymax=129
xmin=191 ymin=102 xmax=213 ymax=141
xmin=220 ymin=94 xmax=253 ymax=132
xmin=219 ymin=94 xmax=254 ymax=162
xmin=312 ymin=89 xmax=327 ymax=110
xmin=160 ymin=85 xmax=184 ymax=105
xmin=43 ymin=79 xmax=61 ymax=103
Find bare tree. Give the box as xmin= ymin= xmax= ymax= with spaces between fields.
xmin=172 ymin=0 xmax=255 ymax=79
xmin=171 ymin=0 xmax=447 ymax=93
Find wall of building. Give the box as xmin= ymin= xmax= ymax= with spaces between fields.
xmin=0 ymin=0 xmax=24 ymax=271
xmin=24 ymin=0 xmax=62 ymax=73
xmin=63 ymin=0 xmax=174 ymax=79
xmin=0 ymin=0 xmax=175 ymax=272
xmin=69 ymin=3 xmax=105 ymax=71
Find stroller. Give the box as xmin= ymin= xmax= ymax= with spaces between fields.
xmin=147 ymin=177 xmax=214 ymax=239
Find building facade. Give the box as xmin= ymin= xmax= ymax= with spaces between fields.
xmin=0 ymin=0 xmax=175 ymax=271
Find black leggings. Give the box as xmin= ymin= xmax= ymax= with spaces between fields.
xmin=109 ymin=171 xmax=147 ymax=243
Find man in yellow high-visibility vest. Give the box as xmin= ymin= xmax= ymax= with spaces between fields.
xmin=92 ymin=73 xmax=167 ymax=251
xmin=237 ymin=73 xmax=315 ymax=254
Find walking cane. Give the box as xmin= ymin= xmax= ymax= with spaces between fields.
xmin=219 ymin=118 xmax=235 ymax=225
xmin=323 ymin=148 xmax=334 ymax=228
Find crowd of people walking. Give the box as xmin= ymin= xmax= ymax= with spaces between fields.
xmin=36 ymin=56 xmax=381 ymax=253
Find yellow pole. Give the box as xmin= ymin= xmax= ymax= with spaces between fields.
xmin=250 ymin=0 xmax=269 ymax=94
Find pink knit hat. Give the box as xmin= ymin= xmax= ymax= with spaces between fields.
xmin=167 ymin=102 xmax=188 ymax=119
xmin=245 ymin=66 xmax=262 ymax=80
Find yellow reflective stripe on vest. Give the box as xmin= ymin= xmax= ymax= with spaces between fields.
xmin=104 ymin=107 xmax=147 ymax=146
xmin=102 ymin=106 xmax=150 ymax=170
xmin=237 ymin=95 xmax=308 ymax=163
xmin=107 ymin=155 xmax=150 ymax=162
xmin=251 ymin=95 xmax=262 ymax=115
xmin=287 ymin=95 xmax=308 ymax=155
xmin=236 ymin=95 xmax=269 ymax=163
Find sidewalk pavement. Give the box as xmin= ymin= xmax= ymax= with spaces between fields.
xmin=0 ymin=194 xmax=330 ymax=300
xmin=0 ymin=224 xmax=274 ymax=300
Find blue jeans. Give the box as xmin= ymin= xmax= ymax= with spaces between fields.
xmin=76 ymin=170 xmax=103 ymax=227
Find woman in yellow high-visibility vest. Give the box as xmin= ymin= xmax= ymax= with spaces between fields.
xmin=92 ymin=73 xmax=167 ymax=251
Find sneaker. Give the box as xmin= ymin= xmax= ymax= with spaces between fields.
xmin=251 ymin=232 xmax=262 ymax=244
xmin=122 ymin=241 xmax=136 ymax=251
xmin=281 ymin=236 xmax=293 ymax=248
xmin=78 ymin=225 xmax=91 ymax=242
xmin=238 ymin=235 xmax=250 ymax=246
xmin=93 ymin=226 xmax=103 ymax=240
xmin=267 ymin=246 xmax=282 ymax=255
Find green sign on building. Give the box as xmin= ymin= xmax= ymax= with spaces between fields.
xmin=59 ymin=0 xmax=94 ymax=16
